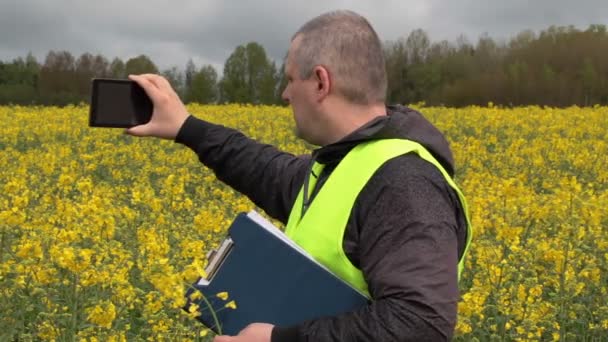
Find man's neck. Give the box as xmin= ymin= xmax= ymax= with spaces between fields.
xmin=325 ymin=102 xmax=387 ymax=145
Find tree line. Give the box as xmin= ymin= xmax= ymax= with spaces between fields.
xmin=1 ymin=24 xmax=607 ymax=107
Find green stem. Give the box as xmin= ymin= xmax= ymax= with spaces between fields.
xmin=558 ymin=193 xmax=575 ymax=341
xmin=199 ymin=293 xmax=223 ymax=335
xmin=71 ymin=273 xmax=79 ymax=339
xmin=187 ymin=284 xmax=223 ymax=336
xmin=0 ymin=225 xmax=6 ymax=264
xmin=558 ymin=239 xmax=570 ymax=341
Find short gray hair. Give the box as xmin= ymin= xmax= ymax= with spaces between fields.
xmin=291 ymin=10 xmax=387 ymax=105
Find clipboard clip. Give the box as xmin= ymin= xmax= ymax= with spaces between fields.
xmin=198 ymin=237 xmax=234 ymax=285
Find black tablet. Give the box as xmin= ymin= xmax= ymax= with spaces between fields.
xmin=89 ymin=78 xmax=153 ymax=128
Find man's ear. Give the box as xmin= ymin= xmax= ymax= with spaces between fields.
xmin=313 ymin=65 xmax=331 ymax=101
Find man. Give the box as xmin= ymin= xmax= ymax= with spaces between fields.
xmin=126 ymin=10 xmax=471 ymax=342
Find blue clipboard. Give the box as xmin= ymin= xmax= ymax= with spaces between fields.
xmin=184 ymin=210 xmax=369 ymax=335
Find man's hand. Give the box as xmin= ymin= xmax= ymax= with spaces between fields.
xmin=213 ymin=323 xmax=274 ymax=342
xmin=125 ymin=74 xmax=190 ymax=140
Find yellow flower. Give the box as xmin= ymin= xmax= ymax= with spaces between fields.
xmin=187 ymin=303 xmax=199 ymax=314
xmin=189 ymin=290 xmax=203 ymax=301
xmin=216 ymin=291 xmax=229 ymax=300
xmin=37 ymin=321 xmax=60 ymax=340
xmin=86 ymin=301 xmax=116 ymax=329
xmin=2 ymin=104 xmax=608 ymax=340
xmin=225 ymin=300 xmax=237 ymax=310
xmin=15 ymin=240 xmax=43 ymax=260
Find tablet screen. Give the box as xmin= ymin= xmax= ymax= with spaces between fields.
xmin=89 ymin=79 xmax=152 ymax=128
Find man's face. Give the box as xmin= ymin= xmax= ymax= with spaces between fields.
xmin=281 ymin=40 xmax=324 ymax=145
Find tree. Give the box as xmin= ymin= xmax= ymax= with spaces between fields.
xmin=383 ymin=38 xmax=412 ymax=104
xmin=75 ymin=53 xmax=96 ymax=98
xmin=125 ymin=55 xmax=158 ymax=75
xmin=2 ymin=22 xmax=608 ymax=106
xmin=38 ymin=50 xmax=79 ymax=105
xmin=274 ymin=61 xmax=288 ymax=104
xmin=188 ymin=65 xmax=218 ymax=104
xmin=258 ymin=61 xmax=278 ymax=104
xmin=24 ymin=52 xmax=40 ymax=87
xmin=0 ymin=53 xmax=39 ymax=104
xmin=220 ymin=42 xmax=277 ymax=104
xmin=474 ymin=33 xmax=501 ymax=73
xmin=220 ymin=45 xmax=248 ymax=103
xmin=184 ymin=59 xmax=196 ymax=94
xmin=162 ymin=66 xmax=184 ymax=97
xmin=405 ymin=29 xmax=430 ymax=65
xmin=580 ymin=58 xmax=599 ymax=105
xmin=91 ymin=54 xmax=109 ymax=78
xmin=71 ymin=53 xmax=110 ymax=101
xmin=109 ymin=58 xmax=126 ymax=78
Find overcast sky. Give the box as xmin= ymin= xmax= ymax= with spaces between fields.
xmin=1 ymin=0 xmax=606 ymax=73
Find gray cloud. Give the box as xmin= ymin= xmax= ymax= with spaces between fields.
xmin=427 ymin=0 xmax=608 ymax=42
xmin=1 ymin=0 xmax=606 ymax=73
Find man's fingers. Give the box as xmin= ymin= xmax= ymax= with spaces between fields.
xmin=154 ymin=74 xmax=173 ymax=91
xmin=213 ymin=336 xmax=234 ymax=342
xmin=128 ymin=74 xmax=163 ymax=101
xmin=125 ymin=73 xmax=188 ymax=140
xmin=138 ymin=74 xmax=165 ymax=89
xmin=124 ymin=123 xmax=153 ymax=137
xmin=132 ymin=74 xmax=173 ymax=92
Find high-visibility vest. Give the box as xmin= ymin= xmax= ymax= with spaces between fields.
xmin=284 ymin=139 xmax=473 ymax=297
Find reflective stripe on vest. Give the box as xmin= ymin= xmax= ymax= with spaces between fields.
xmin=284 ymin=139 xmax=473 ymax=298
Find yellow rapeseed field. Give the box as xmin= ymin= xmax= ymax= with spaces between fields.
xmin=0 ymin=104 xmax=606 ymax=341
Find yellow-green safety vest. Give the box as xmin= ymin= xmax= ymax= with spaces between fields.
xmin=284 ymin=139 xmax=473 ymax=298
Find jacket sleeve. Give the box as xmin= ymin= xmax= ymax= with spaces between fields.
xmin=175 ymin=115 xmax=309 ymax=223
xmin=272 ymin=155 xmax=464 ymax=341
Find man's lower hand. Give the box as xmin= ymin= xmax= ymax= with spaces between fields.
xmin=213 ymin=323 xmax=274 ymax=342
xmin=125 ymin=74 xmax=190 ymax=140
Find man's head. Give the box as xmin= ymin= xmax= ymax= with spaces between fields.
xmin=291 ymin=10 xmax=387 ymax=105
xmin=282 ymin=10 xmax=388 ymax=146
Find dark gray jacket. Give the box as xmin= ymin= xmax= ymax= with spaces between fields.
xmin=175 ymin=105 xmax=468 ymax=342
